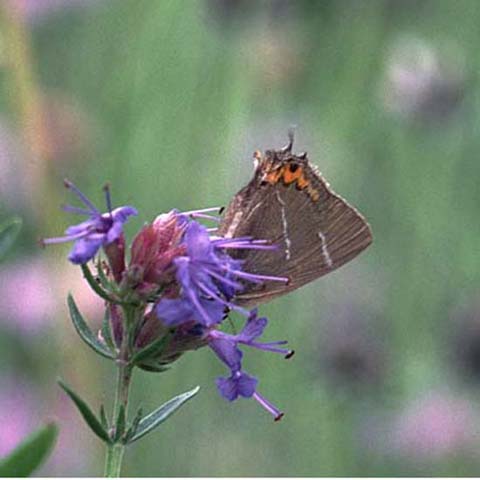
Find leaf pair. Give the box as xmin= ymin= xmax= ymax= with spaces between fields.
xmin=67 ymin=294 xmax=115 ymax=359
xmin=59 ymin=379 xmax=199 ymax=445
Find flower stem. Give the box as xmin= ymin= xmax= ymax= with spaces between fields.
xmin=104 ymin=443 xmax=125 ymax=478
xmin=104 ymin=308 xmax=134 ymax=477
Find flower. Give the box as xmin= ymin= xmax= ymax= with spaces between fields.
xmin=42 ymin=180 xmax=137 ymax=265
xmin=45 ymin=191 xmax=293 ymax=420
xmin=155 ymin=219 xmax=287 ymax=327
xmin=128 ymin=210 xmax=187 ymax=295
xmin=207 ymin=309 xmax=293 ymax=420
xmin=381 ymin=36 xmax=466 ymax=123
xmin=392 ymin=391 xmax=478 ymax=461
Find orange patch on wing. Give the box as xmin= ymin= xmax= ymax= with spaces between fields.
xmin=282 ymin=166 xmax=303 ymax=184
xmin=265 ymin=168 xmax=283 ymax=184
xmin=265 ymin=166 xmax=321 ymax=201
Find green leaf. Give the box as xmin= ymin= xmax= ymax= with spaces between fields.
xmin=67 ymin=293 xmax=114 ymax=359
xmin=101 ymin=308 xmax=117 ymax=352
xmin=100 ymin=404 xmax=109 ymax=431
xmin=0 ymin=422 xmax=57 ymax=477
xmin=114 ymin=405 xmax=126 ymax=443
xmin=124 ymin=408 xmax=143 ymax=443
xmin=80 ymin=263 xmax=122 ymax=304
xmin=58 ymin=379 xmax=111 ymax=444
xmin=127 ymin=386 xmax=200 ymax=444
xmin=137 ymin=363 xmax=170 ymax=373
xmin=132 ymin=331 xmax=172 ymax=365
xmin=0 ymin=216 xmax=22 ymax=262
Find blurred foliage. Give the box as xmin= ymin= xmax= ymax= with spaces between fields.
xmin=0 ymin=423 xmax=58 ymax=477
xmin=2 ymin=0 xmax=480 ymax=476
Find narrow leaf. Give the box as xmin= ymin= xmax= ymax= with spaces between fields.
xmin=0 ymin=216 xmax=22 ymax=261
xmin=0 ymin=422 xmax=57 ymax=477
xmin=100 ymin=405 xmax=109 ymax=430
xmin=137 ymin=363 xmax=170 ymax=373
xmin=58 ymin=379 xmax=111 ymax=444
xmin=101 ymin=308 xmax=117 ymax=352
xmin=68 ymin=293 xmax=114 ymax=359
xmin=81 ymin=263 xmax=122 ymax=304
xmin=114 ymin=405 xmax=126 ymax=443
xmin=96 ymin=258 xmax=116 ymax=291
xmin=132 ymin=332 xmax=172 ymax=365
xmin=128 ymin=386 xmax=200 ymax=444
xmin=124 ymin=407 xmax=143 ymax=443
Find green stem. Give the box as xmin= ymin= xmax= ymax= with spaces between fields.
xmin=104 ymin=443 xmax=125 ymax=478
xmin=104 ymin=309 xmax=134 ymax=477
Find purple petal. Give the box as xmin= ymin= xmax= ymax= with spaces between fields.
xmin=68 ymin=237 xmax=104 ymax=264
xmin=235 ymin=371 xmax=258 ymax=398
xmin=106 ymin=220 xmax=124 ymax=244
xmin=44 ymin=182 xmax=137 ymax=265
xmin=184 ymin=222 xmax=213 ymax=260
xmin=174 ymin=258 xmax=193 ymax=290
xmin=197 ymin=297 xmax=225 ymax=326
xmin=209 ymin=337 xmax=242 ymax=370
xmin=238 ymin=310 xmax=268 ymax=342
xmin=65 ymin=218 xmax=97 ymax=236
xmin=216 ymin=371 xmax=258 ymax=401
xmin=155 ymin=297 xmax=194 ymax=327
xmin=216 ymin=376 xmax=239 ymax=401
xmin=111 ymin=206 xmax=138 ymax=223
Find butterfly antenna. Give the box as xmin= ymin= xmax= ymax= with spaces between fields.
xmin=282 ymin=127 xmax=296 ymax=153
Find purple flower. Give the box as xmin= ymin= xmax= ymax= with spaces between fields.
xmin=155 ymin=219 xmax=287 ymax=327
xmin=207 ymin=310 xmax=292 ymax=420
xmin=208 ymin=309 xmax=293 ymax=359
xmin=216 ymin=371 xmax=257 ymax=401
xmin=155 ymin=295 xmax=225 ymax=327
xmin=42 ymin=180 xmax=137 ymax=264
xmin=392 ymin=391 xmax=477 ymax=460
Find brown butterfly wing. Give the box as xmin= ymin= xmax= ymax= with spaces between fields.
xmin=218 ymin=157 xmax=372 ymax=306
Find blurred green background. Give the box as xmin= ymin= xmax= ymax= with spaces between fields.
xmin=1 ymin=0 xmax=480 ymax=476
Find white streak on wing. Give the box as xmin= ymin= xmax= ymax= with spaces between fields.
xmin=244 ymin=201 xmax=262 ymax=222
xmin=224 ymin=211 xmax=243 ymax=238
xmin=318 ymin=231 xmax=333 ymax=268
xmin=224 ymin=201 xmax=263 ymax=239
xmin=275 ymin=190 xmax=291 ymax=260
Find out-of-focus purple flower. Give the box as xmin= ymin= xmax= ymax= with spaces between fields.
xmin=392 ymin=391 xmax=478 ymax=460
xmin=381 ymin=36 xmax=466 ymax=123
xmin=7 ymin=0 xmax=101 ymax=24
xmin=0 ymin=375 xmax=95 ymax=475
xmin=0 ymin=256 xmax=104 ymax=336
xmin=0 ymin=379 xmax=35 ymax=457
xmin=0 ymin=257 xmax=56 ymax=334
xmin=42 ymin=180 xmax=137 ymax=265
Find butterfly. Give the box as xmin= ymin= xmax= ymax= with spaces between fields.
xmin=218 ymin=137 xmax=372 ymax=306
